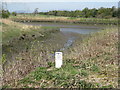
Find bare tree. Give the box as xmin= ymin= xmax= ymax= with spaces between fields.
xmin=2 ymin=2 xmax=7 ymax=10
xmin=33 ymin=8 xmax=39 ymax=15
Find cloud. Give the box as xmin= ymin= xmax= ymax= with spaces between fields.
xmin=2 ymin=0 xmax=119 ymax=2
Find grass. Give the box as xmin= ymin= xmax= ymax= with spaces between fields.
xmin=15 ymin=60 xmax=95 ymax=88
xmin=10 ymin=14 xmax=117 ymax=25
xmin=4 ymin=26 xmax=118 ymax=88
xmin=2 ymin=19 xmax=59 ymax=45
xmin=1 ymin=19 xmax=118 ymax=88
xmin=2 ymin=19 xmax=68 ymax=87
xmin=64 ymin=27 xmax=118 ymax=88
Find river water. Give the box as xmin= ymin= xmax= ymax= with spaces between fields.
xmin=22 ymin=22 xmax=103 ymax=51
xmin=23 ymin=22 xmax=103 ymax=34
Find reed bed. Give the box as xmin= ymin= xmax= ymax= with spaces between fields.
xmin=10 ymin=15 xmax=118 ymax=25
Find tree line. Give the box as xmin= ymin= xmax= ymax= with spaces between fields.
xmin=1 ymin=10 xmax=17 ymax=18
xmin=1 ymin=6 xmax=118 ymax=19
xmin=39 ymin=6 xmax=118 ymax=19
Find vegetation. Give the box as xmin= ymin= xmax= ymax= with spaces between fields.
xmin=2 ymin=19 xmax=118 ymax=88
xmin=25 ymin=27 xmax=118 ymax=88
xmin=1 ymin=5 xmax=118 ymax=88
xmin=11 ymin=12 xmax=17 ymax=16
xmin=10 ymin=14 xmax=117 ymax=25
xmin=1 ymin=10 xmax=10 ymax=18
xmin=16 ymin=63 xmax=95 ymax=88
xmin=40 ymin=6 xmax=118 ymax=19
xmin=64 ymin=27 xmax=118 ymax=88
xmin=7 ymin=6 xmax=118 ymax=25
xmin=2 ymin=19 xmax=68 ymax=87
xmin=5 ymin=27 xmax=117 ymax=88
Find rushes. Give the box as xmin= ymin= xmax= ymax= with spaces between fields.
xmin=10 ymin=15 xmax=117 ymax=25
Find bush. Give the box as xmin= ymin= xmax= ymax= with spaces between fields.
xmin=12 ymin=12 xmax=17 ymax=16
xmin=2 ymin=10 xmax=10 ymax=18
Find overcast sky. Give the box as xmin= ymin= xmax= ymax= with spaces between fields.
xmin=2 ymin=0 xmax=120 ymax=2
xmin=2 ymin=0 xmax=119 ymax=13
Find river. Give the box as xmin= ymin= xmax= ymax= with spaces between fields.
xmin=23 ymin=22 xmax=103 ymax=34
xmin=22 ymin=22 xmax=103 ymax=51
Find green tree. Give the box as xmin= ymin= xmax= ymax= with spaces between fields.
xmin=40 ymin=6 xmax=118 ymax=18
xmin=97 ymin=7 xmax=112 ymax=18
xmin=90 ymin=8 xmax=98 ymax=17
xmin=82 ymin=7 xmax=90 ymax=18
xmin=112 ymin=6 xmax=118 ymax=17
xmin=2 ymin=10 xmax=10 ymax=18
xmin=12 ymin=12 xmax=17 ymax=16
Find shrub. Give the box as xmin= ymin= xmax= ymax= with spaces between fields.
xmin=2 ymin=54 xmax=6 ymax=64
xmin=2 ymin=10 xmax=10 ymax=18
xmin=12 ymin=12 xmax=17 ymax=16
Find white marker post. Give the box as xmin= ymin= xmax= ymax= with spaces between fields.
xmin=55 ymin=52 xmax=63 ymax=68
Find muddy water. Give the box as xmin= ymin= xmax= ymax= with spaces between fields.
xmin=23 ymin=22 xmax=103 ymax=34
xmin=22 ymin=22 xmax=103 ymax=51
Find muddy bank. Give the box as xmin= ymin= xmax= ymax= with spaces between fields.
xmin=10 ymin=15 xmax=117 ymax=25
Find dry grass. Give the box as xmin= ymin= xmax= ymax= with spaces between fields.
xmin=1 ymin=19 xmax=118 ymax=88
xmin=10 ymin=15 xmax=117 ymax=25
xmin=64 ymin=27 xmax=118 ymax=88
xmin=4 ymin=27 xmax=118 ymax=88
xmin=2 ymin=19 xmax=68 ymax=87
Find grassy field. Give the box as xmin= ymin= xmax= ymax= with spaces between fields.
xmin=1 ymin=19 xmax=69 ymax=87
xmin=1 ymin=19 xmax=118 ymax=88
xmin=14 ymin=27 xmax=118 ymax=88
xmin=64 ymin=27 xmax=118 ymax=88
xmin=10 ymin=14 xmax=117 ymax=25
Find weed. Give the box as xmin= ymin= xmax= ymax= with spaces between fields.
xmin=19 ymin=77 xmax=35 ymax=84
xmin=47 ymin=62 xmax=54 ymax=67
xmin=91 ymin=64 xmax=100 ymax=72
xmin=78 ymin=80 xmax=95 ymax=88
xmin=1 ymin=54 xmax=6 ymax=64
xmin=80 ymin=70 xmax=88 ymax=77
xmin=33 ymin=67 xmax=48 ymax=81
xmin=101 ymin=85 xmax=113 ymax=88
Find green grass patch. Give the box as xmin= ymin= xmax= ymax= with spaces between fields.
xmin=19 ymin=62 xmax=95 ymax=88
xmin=91 ymin=64 xmax=100 ymax=72
xmin=80 ymin=69 xmax=88 ymax=77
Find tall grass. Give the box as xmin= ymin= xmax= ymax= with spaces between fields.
xmin=64 ymin=27 xmax=118 ymax=88
xmin=10 ymin=14 xmax=117 ymax=25
xmin=2 ymin=19 xmax=118 ymax=88
xmin=2 ymin=19 xmax=68 ymax=87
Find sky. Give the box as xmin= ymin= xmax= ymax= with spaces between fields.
xmin=2 ymin=0 xmax=120 ymax=2
xmin=2 ymin=0 xmax=119 ymax=13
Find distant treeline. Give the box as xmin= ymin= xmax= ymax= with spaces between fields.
xmin=39 ymin=6 xmax=118 ymax=19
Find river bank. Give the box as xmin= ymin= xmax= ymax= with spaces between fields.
xmin=10 ymin=14 xmax=117 ymax=25
xmin=2 ymin=19 xmax=75 ymax=86
xmin=17 ymin=27 xmax=118 ymax=88
xmin=1 ymin=19 xmax=118 ymax=88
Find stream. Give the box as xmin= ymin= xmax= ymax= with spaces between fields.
xmin=23 ymin=22 xmax=103 ymax=51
